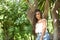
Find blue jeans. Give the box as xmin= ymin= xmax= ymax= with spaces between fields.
xmin=36 ymin=32 xmax=50 ymax=40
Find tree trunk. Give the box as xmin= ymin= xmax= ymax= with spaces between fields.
xmin=51 ymin=0 xmax=60 ymax=40
xmin=26 ymin=0 xmax=38 ymax=40
xmin=27 ymin=0 xmax=38 ymax=24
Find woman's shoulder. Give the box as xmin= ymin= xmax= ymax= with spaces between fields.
xmin=42 ymin=19 xmax=47 ymax=23
xmin=42 ymin=19 xmax=47 ymax=21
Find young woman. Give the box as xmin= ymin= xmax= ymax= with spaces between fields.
xmin=33 ymin=9 xmax=50 ymax=40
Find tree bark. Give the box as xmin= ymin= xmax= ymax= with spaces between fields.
xmin=51 ymin=0 xmax=60 ymax=40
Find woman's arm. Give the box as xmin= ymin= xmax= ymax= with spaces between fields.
xmin=40 ymin=19 xmax=47 ymax=40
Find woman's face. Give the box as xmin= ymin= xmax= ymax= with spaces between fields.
xmin=35 ymin=12 xmax=41 ymax=20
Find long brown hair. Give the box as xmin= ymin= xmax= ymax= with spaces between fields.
xmin=32 ymin=9 xmax=42 ymax=35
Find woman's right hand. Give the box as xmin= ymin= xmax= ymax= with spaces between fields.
xmin=40 ymin=38 xmax=43 ymax=40
xmin=40 ymin=36 xmax=43 ymax=40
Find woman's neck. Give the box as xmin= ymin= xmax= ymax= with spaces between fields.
xmin=37 ymin=18 xmax=42 ymax=23
xmin=38 ymin=18 xmax=41 ymax=21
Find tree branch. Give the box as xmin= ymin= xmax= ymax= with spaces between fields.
xmin=43 ymin=0 xmax=49 ymax=19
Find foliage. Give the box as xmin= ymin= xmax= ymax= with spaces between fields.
xmin=0 ymin=0 xmax=33 ymax=40
xmin=0 ymin=0 xmax=58 ymax=40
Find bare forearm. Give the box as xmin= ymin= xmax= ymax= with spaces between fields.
xmin=40 ymin=28 xmax=46 ymax=39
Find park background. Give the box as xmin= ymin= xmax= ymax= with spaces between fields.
xmin=0 ymin=0 xmax=60 ymax=40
